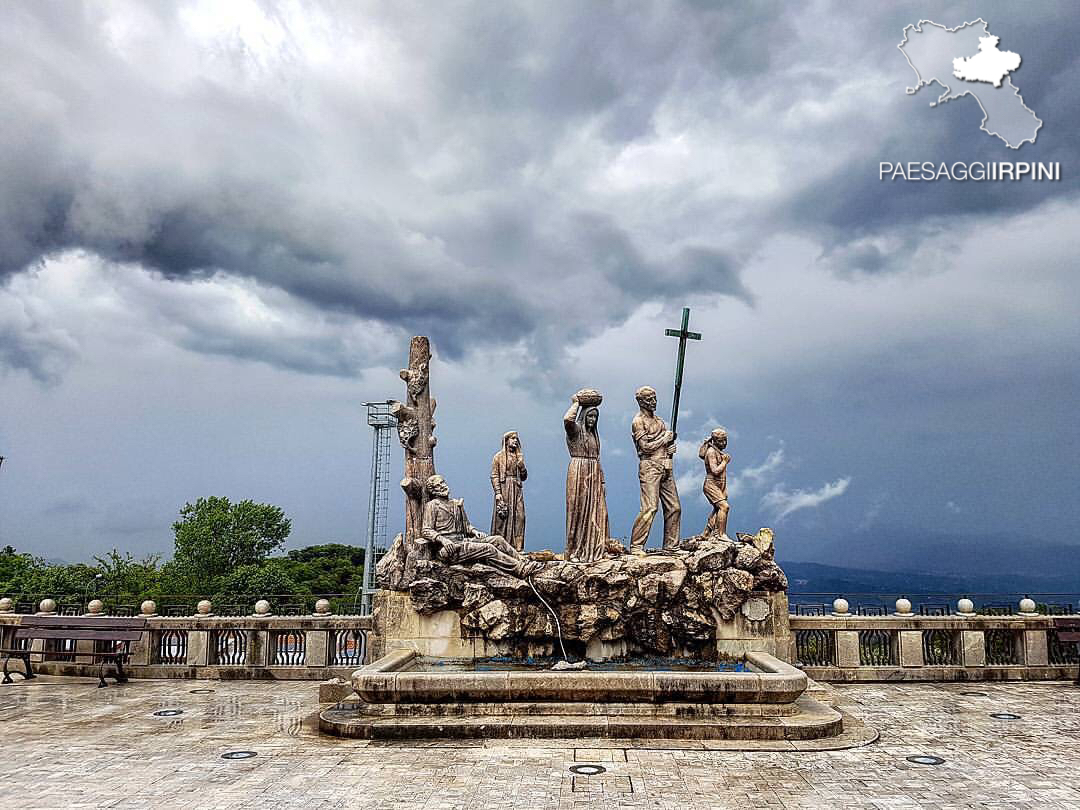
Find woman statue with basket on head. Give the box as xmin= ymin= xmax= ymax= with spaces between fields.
xmin=563 ymin=389 xmax=610 ymax=563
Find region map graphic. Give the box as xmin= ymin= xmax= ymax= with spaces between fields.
xmin=899 ymin=19 xmax=1041 ymax=148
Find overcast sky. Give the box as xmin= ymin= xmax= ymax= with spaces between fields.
xmin=1 ymin=1 xmax=1077 ymax=570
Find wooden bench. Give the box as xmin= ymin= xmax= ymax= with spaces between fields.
xmin=1 ymin=616 xmax=146 ymax=687
xmin=1053 ymin=619 xmax=1080 ymax=684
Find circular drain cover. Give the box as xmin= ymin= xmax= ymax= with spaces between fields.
xmin=991 ymin=712 xmax=1021 ymax=720
xmin=569 ymin=764 xmax=606 ymax=776
xmin=960 ymin=691 xmax=988 ymax=697
xmin=221 ymin=751 xmax=257 ymax=760
xmin=189 ymin=689 xmax=215 ymax=694
xmin=906 ymin=755 xmax=945 ymax=766
xmin=153 ymin=709 xmax=184 ymax=717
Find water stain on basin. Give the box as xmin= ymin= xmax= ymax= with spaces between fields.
xmin=415 ymin=656 xmax=749 ymax=673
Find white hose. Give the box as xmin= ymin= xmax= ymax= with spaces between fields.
xmin=526 ymin=576 xmax=571 ymax=663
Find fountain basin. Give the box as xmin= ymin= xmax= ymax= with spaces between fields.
xmin=353 ymin=650 xmax=806 ymax=705
xmin=320 ymin=649 xmax=844 ymax=740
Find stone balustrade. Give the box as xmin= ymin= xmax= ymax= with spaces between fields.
xmin=0 ymin=598 xmax=372 ymax=680
xmin=3 ymin=595 xmax=1078 ymax=684
xmin=790 ymin=597 xmax=1080 ymax=681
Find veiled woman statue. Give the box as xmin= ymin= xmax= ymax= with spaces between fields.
xmin=564 ymin=389 xmax=609 ymax=562
xmin=490 ymin=431 xmax=527 ymax=551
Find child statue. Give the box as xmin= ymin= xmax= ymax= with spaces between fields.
xmin=699 ymin=427 xmax=730 ymax=539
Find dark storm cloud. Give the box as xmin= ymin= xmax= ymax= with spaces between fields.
xmin=0 ymin=0 xmax=793 ymax=378
xmin=0 ymin=0 xmax=1077 ymax=371
xmin=782 ymin=1 xmax=1080 ymax=273
xmin=2 ymin=1 xmax=1079 ymax=563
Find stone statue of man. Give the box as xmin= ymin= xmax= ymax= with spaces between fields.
xmin=700 ymin=427 xmax=730 ymax=539
xmin=420 ymin=475 xmax=542 ymax=578
xmin=629 ymin=386 xmax=681 ymax=553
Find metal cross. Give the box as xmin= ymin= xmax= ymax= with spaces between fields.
xmin=664 ymin=307 xmax=701 ymax=434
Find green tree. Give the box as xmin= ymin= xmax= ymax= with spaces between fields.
xmin=281 ymin=543 xmax=366 ymax=595
xmin=217 ymin=560 xmax=300 ymax=600
xmin=0 ymin=547 xmax=99 ymax=602
xmin=93 ymin=549 xmax=161 ymax=601
xmin=168 ymin=497 xmax=291 ymax=592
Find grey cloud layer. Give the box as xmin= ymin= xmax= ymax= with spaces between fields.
xmin=8 ymin=1 xmax=1072 ymax=377
xmin=0 ymin=1 xmax=778 ymax=375
xmin=2 ymin=1 xmax=1080 ymax=559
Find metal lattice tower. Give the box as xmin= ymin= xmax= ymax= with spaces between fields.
xmin=361 ymin=401 xmax=396 ymax=614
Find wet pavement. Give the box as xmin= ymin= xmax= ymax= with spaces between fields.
xmin=1 ymin=676 xmax=1079 ymax=808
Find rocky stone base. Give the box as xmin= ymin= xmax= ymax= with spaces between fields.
xmin=377 ymin=533 xmax=790 ymax=661
xmin=371 ymin=588 xmax=793 ymax=662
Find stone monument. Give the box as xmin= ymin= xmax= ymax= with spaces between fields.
xmin=419 ymin=474 xmax=540 ymax=579
xmin=563 ymin=389 xmax=609 ymax=563
xmin=489 ymin=431 xmax=527 ymax=551
xmin=373 ymin=335 xmax=793 ymax=663
xmin=700 ymin=427 xmax=731 ymax=539
xmin=629 ymin=385 xmax=681 ymax=553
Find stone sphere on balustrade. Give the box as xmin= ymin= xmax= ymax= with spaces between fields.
xmin=894 ymin=597 xmax=913 ymax=616
xmin=831 ymin=597 xmax=849 ymax=615
xmin=196 ymin=599 xmax=213 ymax=616
xmin=37 ymin=598 xmax=57 ymax=614
xmin=956 ymin=597 xmax=975 ymax=616
xmin=1018 ymin=597 xmax=1037 ymax=615
xmin=87 ymin=599 xmax=104 ymax=615
xmin=140 ymin=600 xmax=157 ymax=616
xmin=254 ymin=599 xmax=272 ymax=616
xmin=0 ymin=597 xmax=12 ymax=612
xmin=314 ymin=598 xmax=331 ymax=615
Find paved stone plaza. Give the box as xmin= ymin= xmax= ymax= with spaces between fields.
xmin=1 ymin=676 xmax=1079 ymax=809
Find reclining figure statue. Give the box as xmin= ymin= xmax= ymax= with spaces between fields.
xmin=419 ymin=474 xmax=543 ymax=579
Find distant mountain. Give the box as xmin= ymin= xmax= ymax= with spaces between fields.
xmin=780 ymin=558 xmax=1080 ymax=599
xmin=784 ymin=527 xmax=1080 ymax=587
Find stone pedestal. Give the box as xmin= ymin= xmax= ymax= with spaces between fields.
xmin=961 ymin=630 xmax=986 ymax=667
xmin=899 ymin=631 xmax=924 ymax=667
xmin=186 ymin=631 xmax=209 ymax=666
xmin=373 ymin=588 xmax=792 ymax=663
xmin=305 ymin=630 xmax=329 ymax=667
xmin=372 ymin=591 xmax=504 ymax=660
xmin=715 ymin=591 xmax=792 ymax=661
xmin=1024 ymin=630 xmax=1048 ymax=666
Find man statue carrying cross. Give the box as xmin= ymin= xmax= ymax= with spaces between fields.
xmin=629 ymin=307 xmax=701 ymax=554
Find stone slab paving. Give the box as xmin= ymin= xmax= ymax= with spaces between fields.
xmin=1 ymin=676 xmax=1079 ymax=808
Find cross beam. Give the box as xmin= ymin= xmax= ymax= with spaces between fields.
xmin=664 ymin=307 xmax=701 ymax=434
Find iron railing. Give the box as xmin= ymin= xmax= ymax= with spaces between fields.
xmin=794 ymin=629 xmax=835 ymax=667
xmin=858 ymin=629 xmax=896 ymax=666
xmin=922 ymin=629 xmax=959 ymax=665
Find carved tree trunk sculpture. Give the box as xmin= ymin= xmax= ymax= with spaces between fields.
xmin=390 ymin=336 xmax=437 ymax=564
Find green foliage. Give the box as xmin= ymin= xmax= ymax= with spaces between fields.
xmin=170 ymin=496 xmax=291 ymax=592
xmin=280 ymin=544 xmax=366 ymax=596
xmin=0 ymin=546 xmax=98 ymax=600
xmin=217 ymin=560 xmax=300 ymax=599
xmin=93 ymin=549 xmax=161 ymax=598
xmin=0 ymin=498 xmax=368 ymax=606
